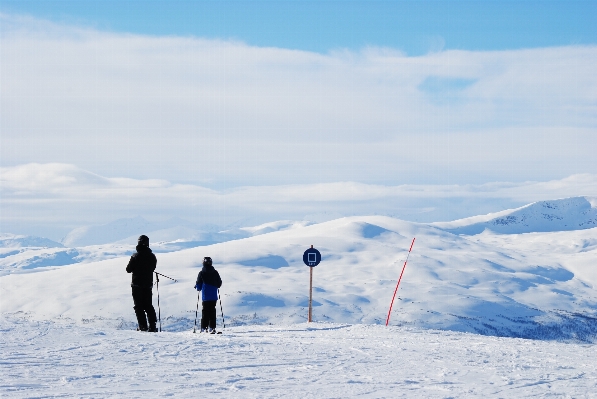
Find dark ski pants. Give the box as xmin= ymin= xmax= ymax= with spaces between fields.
xmin=201 ymin=300 xmax=217 ymax=331
xmin=132 ymin=286 xmax=157 ymax=331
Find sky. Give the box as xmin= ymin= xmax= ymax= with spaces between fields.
xmin=1 ymin=1 xmax=596 ymax=239
xmin=2 ymin=1 xmax=596 ymax=55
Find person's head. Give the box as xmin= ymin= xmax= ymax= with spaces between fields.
xmin=203 ymin=257 xmax=212 ymax=267
xmin=138 ymin=235 xmax=149 ymax=247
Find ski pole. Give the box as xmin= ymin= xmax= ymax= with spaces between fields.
xmin=386 ymin=237 xmax=416 ymax=327
xmin=155 ymin=272 xmax=177 ymax=282
xmin=218 ymin=289 xmax=226 ymax=329
xmin=155 ymin=272 xmax=162 ymax=332
xmin=193 ymin=291 xmax=200 ymax=333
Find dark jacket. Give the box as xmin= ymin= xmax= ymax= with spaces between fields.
xmin=195 ymin=264 xmax=222 ymax=301
xmin=126 ymin=245 xmax=157 ymax=288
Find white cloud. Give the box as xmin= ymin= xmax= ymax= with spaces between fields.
xmin=1 ymin=14 xmax=596 ymax=187
xmin=2 ymin=163 xmax=597 ymax=239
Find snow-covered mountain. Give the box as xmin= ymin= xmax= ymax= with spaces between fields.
xmin=4 ymin=197 xmax=597 ymax=342
xmin=433 ymin=196 xmax=597 ymax=235
xmin=0 ymin=219 xmax=317 ymax=275
xmin=221 ymin=220 xmax=313 ymax=237
xmin=0 ymin=233 xmax=64 ymax=248
xmin=3 ymin=213 xmax=597 ymax=342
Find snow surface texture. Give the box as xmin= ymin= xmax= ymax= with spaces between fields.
xmin=2 ymin=315 xmax=597 ymax=398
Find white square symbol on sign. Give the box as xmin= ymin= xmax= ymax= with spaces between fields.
xmin=308 ymin=253 xmax=317 ymax=263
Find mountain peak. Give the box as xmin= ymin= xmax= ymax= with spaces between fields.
xmin=434 ymin=196 xmax=597 ymax=235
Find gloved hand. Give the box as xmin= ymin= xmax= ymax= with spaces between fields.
xmin=194 ymin=284 xmax=201 ymax=291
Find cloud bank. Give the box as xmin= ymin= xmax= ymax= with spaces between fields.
xmin=2 ymin=14 xmax=596 ymax=187
xmin=3 ymin=163 xmax=597 ymax=239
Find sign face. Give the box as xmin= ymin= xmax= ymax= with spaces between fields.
xmin=303 ymin=247 xmax=321 ymax=267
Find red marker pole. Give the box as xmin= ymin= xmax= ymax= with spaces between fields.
xmin=308 ymin=245 xmax=313 ymax=323
xmin=386 ymin=237 xmax=416 ymax=327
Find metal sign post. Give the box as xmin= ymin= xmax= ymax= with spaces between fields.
xmin=303 ymin=245 xmax=321 ymax=323
xmin=309 ymin=266 xmax=313 ymax=322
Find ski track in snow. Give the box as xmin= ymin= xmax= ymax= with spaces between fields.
xmin=2 ymin=315 xmax=597 ymax=398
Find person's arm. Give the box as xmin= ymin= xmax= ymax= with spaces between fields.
xmin=215 ymin=270 xmax=222 ymax=288
xmin=126 ymin=254 xmax=137 ymax=273
xmin=195 ymin=272 xmax=203 ymax=291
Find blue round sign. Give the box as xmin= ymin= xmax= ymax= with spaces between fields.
xmin=303 ymin=247 xmax=321 ymax=267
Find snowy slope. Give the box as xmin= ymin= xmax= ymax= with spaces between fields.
xmin=433 ymin=196 xmax=597 ymax=235
xmin=236 ymin=220 xmax=313 ymax=236
xmin=3 ymin=315 xmax=597 ymax=398
xmin=3 ymin=216 xmax=597 ymax=342
xmin=0 ymin=219 xmax=318 ymax=276
xmin=4 ymin=210 xmax=597 ymax=398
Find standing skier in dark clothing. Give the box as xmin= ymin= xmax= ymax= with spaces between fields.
xmin=195 ymin=257 xmax=222 ymax=333
xmin=126 ymin=235 xmax=158 ymax=332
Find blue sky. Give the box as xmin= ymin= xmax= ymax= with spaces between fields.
xmin=2 ymin=0 xmax=596 ymax=54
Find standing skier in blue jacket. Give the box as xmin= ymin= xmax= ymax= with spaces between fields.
xmin=195 ymin=257 xmax=222 ymax=333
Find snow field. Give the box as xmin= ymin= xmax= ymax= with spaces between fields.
xmin=3 ymin=215 xmax=597 ymax=340
xmin=3 ymin=199 xmax=597 ymax=397
xmin=2 ymin=315 xmax=597 ymax=398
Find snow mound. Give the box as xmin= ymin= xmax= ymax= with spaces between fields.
xmin=434 ymin=196 xmax=597 ymax=235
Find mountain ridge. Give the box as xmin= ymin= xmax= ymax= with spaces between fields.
xmin=433 ymin=196 xmax=597 ymax=235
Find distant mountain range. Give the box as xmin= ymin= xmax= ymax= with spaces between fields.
xmin=59 ymin=196 xmax=597 ymax=247
xmin=3 ymin=205 xmax=597 ymax=341
xmin=0 ymin=234 xmax=64 ymax=248
xmin=433 ymin=196 xmax=597 ymax=235
xmin=3 ymin=197 xmax=597 ymax=250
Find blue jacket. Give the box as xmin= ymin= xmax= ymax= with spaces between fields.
xmin=197 ymin=282 xmax=219 ymax=301
xmin=195 ymin=264 xmax=222 ymax=301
